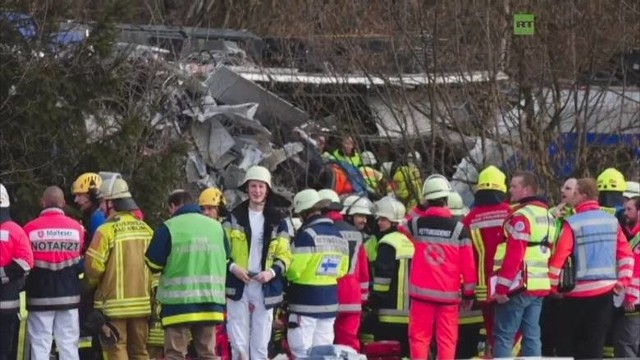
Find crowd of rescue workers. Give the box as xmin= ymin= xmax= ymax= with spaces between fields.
xmin=0 ymin=133 xmax=639 ymax=360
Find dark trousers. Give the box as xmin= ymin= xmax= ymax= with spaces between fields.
xmin=456 ymin=323 xmax=483 ymax=359
xmin=0 ymin=313 xmax=18 ymax=360
xmin=540 ymin=296 xmax=562 ymax=356
xmin=556 ymin=292 xmax=614 ymax=359
xmin=374 ymin=322 xmax=410 ymax=358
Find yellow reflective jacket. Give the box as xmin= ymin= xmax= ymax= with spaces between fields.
xmin=85 ymin=212 xmax=153 ymax=318
xmin=392 ymin=165 xmax=423 ymax=209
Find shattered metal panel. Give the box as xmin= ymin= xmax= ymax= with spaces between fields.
xmin=206 ymin=66 xmax=308 ymax=128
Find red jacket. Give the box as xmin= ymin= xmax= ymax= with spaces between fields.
xmin=624 ymin=224 xmax=640 ymax=306
xmin=23 ymin=208 xmax=85 ymax=310
xmin=495 ymin=199 xmax=550 ymax=297
xmin=549 ymin=200 xmax=634 ymax=298
xmin=326 ymin=211 xmax=370 ymax=312
xmin=463 ymin=202 xmax=512 ymax=302
xmin=0 ymin=219 xmax=34 ymax=313
xmin=401 ymin=207 xmax=476 ymax=304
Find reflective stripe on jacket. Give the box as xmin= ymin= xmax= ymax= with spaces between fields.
xmin=565 ymin=210 xmax=619 ymax=281
xmin=23 ymin=208 xmax=84 ymax=311
xmin=402 ymin=207 xmax=476 ymax=304
xmin=494 ymin=203 xmax=557 ymax=295
xmin=0 ymin=219 xmax=33 ymax=314
xmin=463 ymin=203 xmax=511 ymax=302
xmin=548 ymin=200 xmax=634 ymax=298
xmin=223 ymin=201 xmax=292 ymax=309
xmin=157 ymin=212 xmax=228 ymax=326
xmin=372 ymin=231 xmax=414 ymax=324
xmin=333 ymin=218 xmax=370 ymax=312
xmin=85 ymin=212 xmax=153 ymax=318
xmin=287 ymin=215 xmax=349 ymax=318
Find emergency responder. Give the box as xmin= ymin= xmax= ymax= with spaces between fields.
xmin=463 ymin=166 xmax=512 ymax=356
xmin=223 ymin=166 xmax=292 ymax=360
xmin=370 ymin=196 xmax=414 ymax=357
xmin=388 ymin=151 xmax=423 ymax=210
xmin=145 ymin=189 xmax=229 ymax=360
xmin=331 ymin=135 xmax=362 ymax=167
xmin=71 ymin=172 xmax=106 ymax=245
xmin=359 ymin=151 xmax=384 ymax=197
xmin=549 ymin=178 xmax=634 ymax=359
xmin=318 ymin=189 xmax=369 ymax=352
xmin=341 ymin=195 xmax=373 ymax=256
xmin=286 ymin=189 xmax=349 ymax=359
xmin=405 ymin=174 xmax=452 ymax=222
xmin=402 ymin=175 xmax=476 ymax=360
xmin=199 ymin=187 xmax=228 ymax=221
xmin=597 ymin=167 xmax=627 ymax=219
xmin=84 ymin=176 xmax=153 ymax=359
xmin=448 ymin=191 xmax=483 ymax=359
xmin=541 ymin=177 xmax=576 ymax=357
xmin=23 ymin=186 xmax=84 ymax=360
xmin=614 ymin=195 xmax=640 ymax=359
xmin=0 ymin=183 xmax=34 ymax=360
xmin=623 ymin=194 xmax=638 ymax=237
xmin=492 ymin=171 xmax=557 ymax=358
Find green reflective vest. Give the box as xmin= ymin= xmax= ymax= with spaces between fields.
xmin=157 ymin=213 xmax=227 ymax=305
xmin=494 ymin=204 xmax=558 ymax=291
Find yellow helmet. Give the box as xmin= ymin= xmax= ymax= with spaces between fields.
xmin=477 ymin=165 xmax=507 ymax=193
xmin=199 ymin=187 xmax=226 ymax=207
xmin=597 ymin=168 xmax=626 ymax=192
xmin=72 ymin=172 xmax=102 ymax=195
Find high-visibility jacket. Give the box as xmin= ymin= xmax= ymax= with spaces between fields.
xmin=329 ymin=214 xmax=370 ymax=312
xmin=626 ymin=231 xmax=640 ymax=307
xmin=549 ymin=200 xmax=634 ymax=297
xmin=23 ymin=208 xmax=85 ymax=311
xmin=331 ymin=149 xmax=362 ymax=168
xmin=459 ymin=307 xmax=483 ymax=325
xmin=371 ymin=231 xmax=414 ymax=324
xmin=463 ymin=202 xmax=511 ymax=302
xmin=0 ymin=218 xmax=33 ymax=314
xmin=494 ymin=201 xmax=557 ymax=296
xmin=287 ymin=215 xmax=349 ymax=318
xmin=85 ymin=212 xmax=153 ymax=318
xmin=223 ymin=201 xmax=292 ymax=309
xmin=156 ymin=211 xmax=227 ymax=326
xmin=148 ymin=274 xmax=163 ymax=347
xmin=402 ymin=207 xmax=476 ymax=303
xmin=390 ymin=165 xmax=422 ymax=209
xmin=364 ymin=235 xmax=378 ymax=267
xmin=360 ymin=166 xmax=383 ymax=194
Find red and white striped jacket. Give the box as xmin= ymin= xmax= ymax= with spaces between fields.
xmin=625 ymin=224 xmax=640 ymax=306
xmin=549 ymin=201 xmax=634 ymax=298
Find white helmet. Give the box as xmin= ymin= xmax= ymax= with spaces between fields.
xmin=381 ymin=161 xmax=394 ymax=176
xmin=99 ymin=173 xmax=132 ymax=200
xmin=240 ymin=166 xmax=272 ymax=190
xmin=373 ymin=196 xmax=406 ymax=223
xmin=342 ymin=195 xmax=373 ymax=216
xmin=318 ymin=189 xmax=343 ymax=211
xmin=293 ymin=189 xmax=321 ymax=214
xmin=408 ymin=151 xmax=422 ymax=164
xmin=361 ymin=151 xmax=377 ymax=166
xmin=0 ymin=183 xmax=9 ymax=208
xmin=448 ymin=191 xmax=469 ymax=217
xmin=624 ymin=181 xmax=640 ymax=198
xmin=422 ymin=174 xmax=452 ymax=200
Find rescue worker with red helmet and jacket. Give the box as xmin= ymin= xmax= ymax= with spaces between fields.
xmin=0 ymin=183 xmax=34 ymax=360
xmin=401 ymin=174 xmax=476 ymax=360
xmin=370 ymin=196 xmax=414 ymax=357
xmin=462 ymin=166 xmax=512 ymax=352
xmin=318 ymin=190 xmax=370 ymax=353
